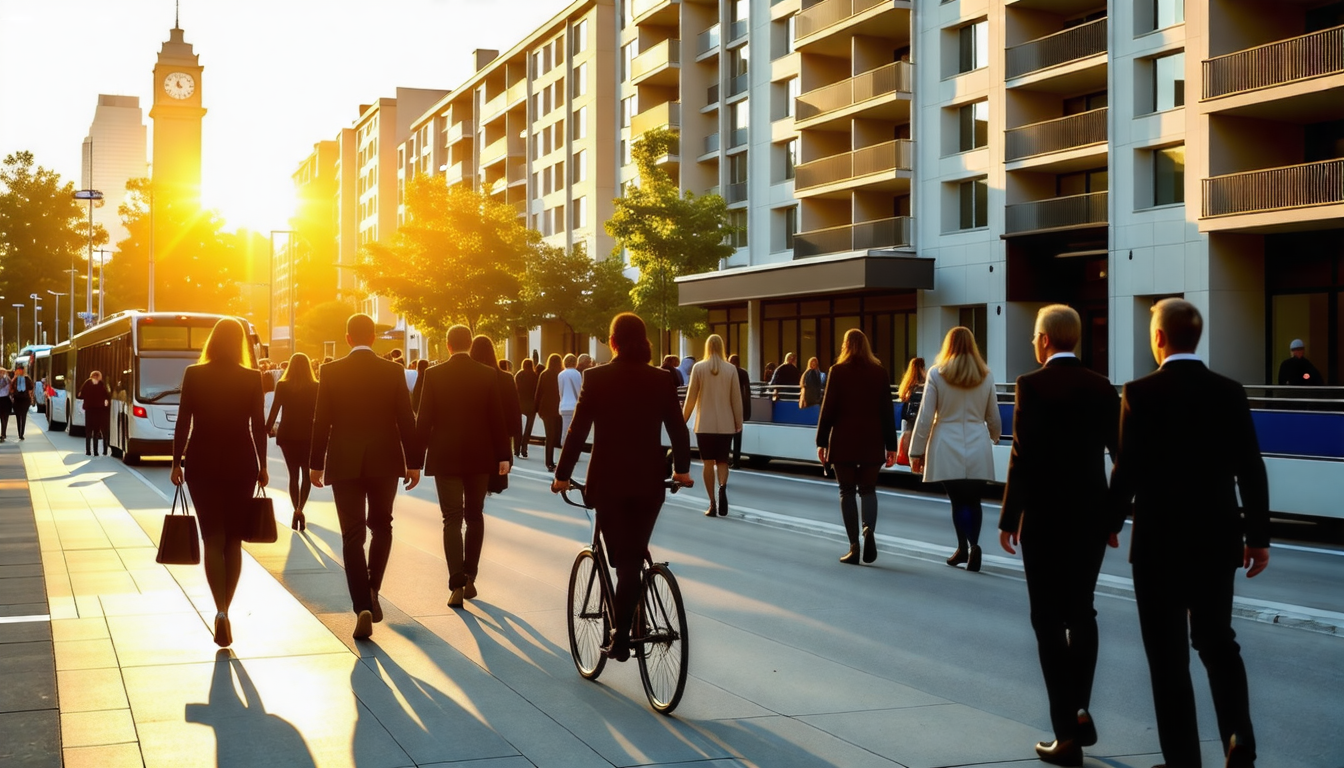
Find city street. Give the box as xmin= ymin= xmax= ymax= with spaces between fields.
xmin=4 ymin=420 xmax=1341 ymax=768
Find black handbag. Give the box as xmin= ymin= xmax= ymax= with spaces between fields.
xmin=488 ymin=466 xmax=510 ymax=495
xmin=156 ymin=485 xmax=201 ymax=565
xmin=243 ymin=485 xmax=278 ymax=543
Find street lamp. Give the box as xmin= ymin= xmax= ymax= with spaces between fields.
xmin=12 ymin=304 xmax=24 ymax=351
xmin=73 ymin=189 xmax=104 ymax=323
xmin=63 ymin=270 xmax=78 ymax=339
xmin=47 ymin=291 xmax=67 ymax=344
xmin=28 ymin=295 xmax=41 ymax=348
xmin=94 ymin=249 xmax=111 ymax=323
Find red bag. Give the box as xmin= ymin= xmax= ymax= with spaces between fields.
xmin=896 ymin=431 xmax=912 ymax=467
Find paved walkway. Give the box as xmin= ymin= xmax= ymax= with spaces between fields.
xmin=3 ymin=420 xmax=1247 ymax=768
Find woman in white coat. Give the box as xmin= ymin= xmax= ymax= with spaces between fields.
xmin=909 ymin=326 xmax=1002 ymax=572
xmin=682 ymin=334 xmax=744 ymax=518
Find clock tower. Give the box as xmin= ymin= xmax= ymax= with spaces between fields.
xmin=149 ymin=21 xmax=205 ymax=205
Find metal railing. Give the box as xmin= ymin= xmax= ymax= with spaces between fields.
xmin=1005 ymin=108 xmax=1107 ymax=161
xmin=632 ymin=101 xmax=682 ymax=137
xmin=792 ymin=216 xmax=913 ymax=258
xmin=1202 ymin=25 xmax=1344 ymax=99
xmin=698 ymin=23 xmax=721 ymax=55
xmin=725 ymin=181 xmax=749 ymax=203
xmin=1005 ymin=191 xmax=1108 ymax=233
xmin=1202 ymin=158 xmax=1344 ymax=217
xmin=795 ymin=62 xmax=913 ymax=122
xmin=631 ymin=39 xmax=681 ymax=82
xmin=796 ymin=0 xmax=889 ymax=42
xmin=1006 ymin=17 xmax=1107 ymax=79
xmin=794 ymin=139 xmax=914 ymax=191
xmin=704 ymin=133 xmax=720 ymax=154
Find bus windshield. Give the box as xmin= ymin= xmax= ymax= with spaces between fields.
xmin=137 ymin=357 xmax=194 ymax=404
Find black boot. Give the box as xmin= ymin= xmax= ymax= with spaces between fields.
xmin=967 ymin=545 xmax=982 ymax=572
xmin=840 ymin=544 xmax=861 ymax=564
xmin=717 ymin=484 xmax=729 ymax=516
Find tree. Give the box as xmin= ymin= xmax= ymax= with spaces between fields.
xmin=293 ymin=299 xmax=358 ymax=360
xmin=606 ymin=128 xmax=734 ymax=355
xmin=355 ymin=177 xmax=534 ymax=337
xmin=0 ymin=151 xmax=106 ymax=348
xmin=516 ymin=242 xmax=634 ymax=348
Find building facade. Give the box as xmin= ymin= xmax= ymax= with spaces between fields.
xmin=81 ymin=95 xmax=148 ymax=252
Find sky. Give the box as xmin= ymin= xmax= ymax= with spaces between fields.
xmin=0 ymin=0 xmax=567 ymax=233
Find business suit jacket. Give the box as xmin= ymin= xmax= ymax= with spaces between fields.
xmin=9 ymin=375 xmax=35 ymax=406
xmin=514 ymin=368 xmax=538 ymax=413
xmin=734 ymin=365 xmax=752 ymax=422
xmin=535 ymin=366 xmax=561 ymax=418
xmin=909 ymin=366 xmax=1002 ymax=483
xmin=1109 ymin=359 xmax=1269 ymax=567
xmin=415 ymin=353 xmax=511 ymax=477
xmin=265 ymin=378 xmax=319 ymax=444
xmin=310 ymin=349 xmax=420 ymax=482
xmin=769 ymin=362 xmax=801 ymax=388
xmin=173 ymin=362 xmax=267 ymax=482
xmin=1000 ymin=357 xmax=1119 ymax=540
xmin=555 ymin=359 xmax=691 ymax=507
xmin=815 ymin=360 xmax=899 ymax=465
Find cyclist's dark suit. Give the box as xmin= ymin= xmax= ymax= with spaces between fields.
xmin=555 ymin=357 xmax=691 ymax=651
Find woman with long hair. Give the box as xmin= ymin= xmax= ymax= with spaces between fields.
xmin=908 ymin=327 xmax=1002 ymax=572
xmin=514 ymin=358 xmax=539 ymax=458
xmin=682 ymin=334 xmax=744 ymax=517
xmin=470 ymin=335 xmax=522 ymax=489
xmin=815 ymin=329 xmax=899 ymax=564
xmin=800 ymin=356 xmax=824 ymax=409
xmin=536 ymin=353 xmax=564 ymax=471
xmin=266 ymin=352 xmax=319 ymax=531
xmin=170 ymin=318 xmax=268 ymax=647
xmin=897 ymin=356 xmax=927 ymax=439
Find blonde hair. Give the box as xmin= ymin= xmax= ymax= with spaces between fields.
xmin=1036 ymin=304 xmax=1081 ymax=352
xmin=934 ymin=327 xmax=988 ymax=388
xmin=835 ymin=328 xmax=880 ymax=366
xmin=199 ymin=318 xmax=252 ymax=368
xmin=898 ymin=357 xmax=926 ymax=402
xmin=702 ymin=334 xmax=727 ymax=375
xmin=806 ymin=357 xmax=819 ymax=370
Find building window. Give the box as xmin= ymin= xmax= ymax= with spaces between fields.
xmin=1149 ymin=0 xmax=1184 ymax=32
xmin=958 ymin=20 xmax=989 ymax=74
xmin=777 ymin=77 xmax=800 ymax=119
xmin=958 ymin=177 xmax=989 ymax=229
xmin=728 ymin=208 xmax=748 ymax=248
xmin=783 ymin=138 xmax=797 ymax=181
xmin=573 ymin=149 xmax=587 ymax=183
xmin=958 ymin=100 xmax=989 ymax=152
xmin=1151 ymin=51 xmax=1185 ymax=112
xmin=1153 ymin=145 xmax=1185 ymax=206
xmin=1057 ymin=167 xmax=1108 ymax=196
xmin=573 ymin=106 xmax=587 ymax=140
xmin=573 ymin=63 xmax=588 ymax=98
xmin=573 ymin=196 xmax=587 ymax=229
xmin=622 ymin=95 xmax=638 ymax=128
xmin=783 ymin=206 xmax=798 ymax=250
xmin=621 ymin=42 xmax=638 ymax=82
xmin=958 ymin=306 xmax=988 ymax=361
xmin=573 ymin=20 xmax=588 ymax=54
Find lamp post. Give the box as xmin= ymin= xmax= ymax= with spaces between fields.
xmin=47 ymin=291 xmax=67 ymax=344
xmin=73 ymin=189 xmax=104 ymax=323
xmin=94 ymin=249 xmax=110 ymax=323
xmin=28 ymin=295 xmax=41 ymax=348
xmin=12 ymin=304 xmax=24 ymax=351
xmin=63 ymin=270 xmax=78 ymax=339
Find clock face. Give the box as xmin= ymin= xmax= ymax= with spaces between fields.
xmin=163 ymin=71 xmax=195 ymax=100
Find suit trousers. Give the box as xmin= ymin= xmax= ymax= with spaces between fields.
xmin=1022 ymin=530 xmax=1109 ymax=741
xmin=519 ymin=409 xmax=536 ymax=454
xmin=542 ymin=413 xmax=563 ymax=466
xmin=595 ymin=491 xmax=663 ymax=645
xmin=331 ymin=477 xmax=399 ymax=615
xmin=0 ymin=397 xmax=9 ymax=437
xmin=435 ymin=474 xmax=489 ymax=590
xmin=12 ymin=397 xmax=30 ymax=438
xmin=833 ymin=463 xmax=881 ymax=545
xmin=1133 ymin=558 xmax=1256 ymax=767
xmin=731 ymin=429 xmax=743 ymax=465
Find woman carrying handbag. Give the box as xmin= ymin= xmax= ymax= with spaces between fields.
xmin=896 ymin=357 xmax=926 ymax=466
xmin=170 ymin=318 xmax=268 ymax=648
xmin=265 ymin=352 xmax=319 ymax=531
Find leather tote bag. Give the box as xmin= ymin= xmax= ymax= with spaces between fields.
xmin=243 ymin=485 xmax=278 ymax=544
xmin=156 ymin=485 xmax=201 ymax=565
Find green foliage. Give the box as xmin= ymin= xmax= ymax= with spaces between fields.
xmin=293 ymin=299 xmax=358 ymax=360
xmin=605 ymin=127 xmax=734 ymax=349
xmin=355 ymin=178 xmax=533 ymax=337
xmin=516 ymin=242 xmax=634 ymax=343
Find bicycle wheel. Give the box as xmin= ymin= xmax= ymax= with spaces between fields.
xmin=635 ymin=563 xmax=689 ymax=714
xmin=567 ymin=548 xmax=609 ymax=680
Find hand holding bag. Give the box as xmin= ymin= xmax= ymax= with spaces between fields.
xmin=896 ymin=430 xmax=912 ymax=467
xmin=244 ymin=485 xmax=278 ymax=544
xmin=156 ymin=485 xmax=201 ymax=565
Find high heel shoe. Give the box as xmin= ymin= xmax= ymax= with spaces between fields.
xmin=213 ymin=613 xmax=232 ymax=647
xmin=966 ymin=545 xmax=982 ymax=572
xmin=946 ymin=548 xmax=968 ymax=567
xmin=291 ymin=509 xmax=306 ymax=532
xmin=717 ymin=485 xmax=729 ymax=516
xmin=840 ymin=545 xmax=861 ymax=565
xmin=862 ymin=525 xmax=876 ymax=563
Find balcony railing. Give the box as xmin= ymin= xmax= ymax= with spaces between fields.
xmin=698 ymin=23 xmax=721 ymax=55
xmin=704 ymin=133 xmax=720 ymax=154
xmin=1202 ymin=158 xmax=1344 ymax=217
xmin=480 ymin=135 xmax=517 ymax=167
xmin=1006 ymin=17 xmax=1107 ymax=80
xmin=793 ymin=216 xmax=913 ymax=258
xmin=506 ymin=79 xmax=528 ymax=106
xmin=795 ymin=62 xmax=913 ymax=122
xmin=725 ymin=181 xmax=749 ymax=203
xmin=631 ymin=39 xmax=681 ymax=82
xmin=729 ymin=19 xmax=748 ymax=42
xmin=1005 ymin=191 xmax=1108 ymax=233
xmin=794 ymin=139 xmax=914 ymax=191
xmin=1202 ymin=25 xmax=1344 ymax=100
xmin=728 ymin=72 xmax=749 ymax=97
xmin=482 ymin=90 xmax=509 ymax=121
xmin=633 ymin=0 xmax=678 ymax=21
xmin=446 ymin=121 xmax=474 ymax=145
xmin=1005 ymin=108 xmax=1107 ymax=161
xmin=796 ymin=0 xmax=889 ymax=43
xmin=631 ymin=101 xmax=682 ymax=137
xmin=728 ymin=127 xmax=749 ymax=148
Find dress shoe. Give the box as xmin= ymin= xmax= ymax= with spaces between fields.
xmin=213 ymin=613 xmax=232 ymax=648
xmin=1075 ymin=710 xmax=1097 ymax=747
xmin=520 ymin=451 xmax=529 ymax=458
xmin=946 ymin=548 xmax=968 ymax=567
xmin=353 ymin=610 xmax=374 ymax=639
xmin=291 ymin=510 xmax=306 ymax=532
xmin=546 ymin=463 xmax=557 ymax=472
xmin=862 ymin=525 xmax=877 ymax=563
xmin=600 ymin=632 xmax=631 ymax=662
xmin=704 ymin=501 xmax=717 ymax=517
xmin=967 ymin=545 xmax=982 ymax=572
xmin=447 ymin=587 xmax=464 ymax=607
xmin=1035 ymin=739 xmax=1082 ymax=767
xmin=369 ymin=589 xmax=383 ymax=623
xmin=718 ymin=485 xmax=729 ymax=516
xmin=840 ymin=545 xmax=861 ymax=565
xmin=1226 ymin=734 xmax=1254 ymax=768
xmin=463 ymin=576 xmax=478 ymax=600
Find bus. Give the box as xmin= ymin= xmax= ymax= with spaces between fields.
xmin=14 ymin=345 xmax=55 ymax=413
xmin=54 ymin=311 xmax=260 ymax=463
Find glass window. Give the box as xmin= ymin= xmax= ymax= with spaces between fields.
xmin=1152 ymin=52 xmax=1185 ymax=112
xmin=621 ymin=95 xmax=638 ymax=127
xmin=573 ymin=106 xmax=587 ymax=139
xmin=732 ymin=99 xmax=750 ymax=130
xmin=958 ymin=306 xmax=988 ymax=361
xmin=784 ymin=138 xmax=797 ymax=180
xmin=783 ymin=206 xmax=798 ymax=250
xmin=573 ymin=197 xmax=587 ymax=229
xmin=958 ymin=21 xmax=989 ymax=74
xmin=1153 ymin=145 xmax=1185 ymax=206
xmin=958 ymin=100 xmax=989 ymax=151
xmin=728 ymin=209 xmax=748 ymax=248
xmin=573 ymin=62 xmax=588 ymax=98
xmin=1154 ymin=0 xmax=1184 ymax=31
xmin=729 ymin=152 xmax=749 ymax=183
xmin=782 ymin=77 xmax=800 ymax=118
xmin=621 ymin=42 xmax=638 ymax=82
xmin=573 ymin=19 xmax=588 ymax=54
xmin=786 ymin=15 xmax=796 ymax=54
xmin=959 ymin=177 xmax=988 ymax=229
xmin=573 ymin=149 xmax=587 ymax=183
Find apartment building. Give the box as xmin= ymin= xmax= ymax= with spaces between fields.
xmin=267 ymin=140 xmax=342 ymax=360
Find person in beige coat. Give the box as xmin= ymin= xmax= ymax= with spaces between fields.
xmin=909 ymin=326 xmax=1002 ymax=572
xmin=682 ymin=334 xmax=744 ymax=517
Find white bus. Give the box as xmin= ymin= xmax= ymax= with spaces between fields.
xmin=14 ymin=344 xmax=55 ymax=412
xmin=55 ymin=311 xmax=260 ymax=463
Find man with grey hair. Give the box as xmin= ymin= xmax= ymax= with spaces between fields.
xmin=1110 ymin=298 xmax=1269 ymax=768
xmin=1276 ymin=338 xmax=1321 ymax=386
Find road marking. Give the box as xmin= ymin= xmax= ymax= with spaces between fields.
xmin=0 ymin=614 xmax=50 ymax=624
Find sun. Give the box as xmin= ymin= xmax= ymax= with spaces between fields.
xmin=202 ymin=173 xmax=298 ymax=234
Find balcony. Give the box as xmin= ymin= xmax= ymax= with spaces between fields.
xmin=446 ymin=120 xmax=474 ymax=146
xmin=631 ymin=101 xmax=682 ymax=137
xmin=697 ymin=24 xmax=721 ymax=56
xmin=1005 ymin=191 xmax=1107 ymax=234
xmin=728 ymin=127 xmax=749 ymax=149
xmin=793 ymin=216 xmax=913 ymax=258
xmin=728 ymin=72 xmax=749 ymax=97
xmin=506 ymin=79 xmax=528 ymax=107
xmin=1006 ymin=17 xmax=1106 ymax=81
xmin=728 ymin=18 xmax=748 ymax=42
xmin=707 ymin=83 xmax=720 ymax=107
xmin=633 ymin=0 xmax=680 ymax=25
xmin=794 ymin=62 xmax=913 ymax=128
xmin=796 ymin=0 xmax=908 ymax=49
xmin=631 ymin=39 xmax=681 ymax=86
xmin=479 ymin=135 xmax=518 ymax=168
xmin=1203 ymin=25 xmax=1344 ymax=100
xmin=1202 ymin=158 xmax=1344 ymax=218
xmin=1005 ymin=108 xmax=1107 ymax=162
xmin=445 ymin=162 xmax=474 ymax=187
xmin=481 ymin=90 xmax=509 ymax=124
xmin=725 ymin=181 xmax=748 ymax=203
xmin=703 ymin=133 xmax=720 ymax=155
xmin=794 ymin=140 xmax=913 ymax=194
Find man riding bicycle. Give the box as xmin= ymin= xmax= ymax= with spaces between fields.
xmin=551 ymin=313 xmax=693 ymax=661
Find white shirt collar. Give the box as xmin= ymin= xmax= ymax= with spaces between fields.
xmin=1045 ymin=352 xmax=1076 ymax=364
xmin=350 ymin=345 xmax=374 ymax=353
xmin=1162 ymin=353 xmax=1202 ymax=367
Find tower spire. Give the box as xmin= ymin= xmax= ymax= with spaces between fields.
xmin=174 ymin=0 xmax=179 ymax=28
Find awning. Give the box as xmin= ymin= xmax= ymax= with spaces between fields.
xmin=676 ymin=251 xmax=935 ymax=306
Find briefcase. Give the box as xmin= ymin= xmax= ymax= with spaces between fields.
xmin=156 ymin=485 xmax=201 ymax=565
xmin=243 ymin=485 xmax=278 ymax=543
xmin=489 ymin=468 xmax=509 ymax=495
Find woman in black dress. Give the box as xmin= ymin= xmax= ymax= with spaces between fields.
xmin=266 ymin=352 xmax=319 ymax=531
xmin=170 ymin=318 xmax=268 ymax=647
xmin=514 ymin=358 xmax=538 ymax=458
xmin=536 ymin=353 xmax=563 ymax=471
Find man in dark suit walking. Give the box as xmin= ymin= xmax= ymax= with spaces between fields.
xmin=728 ymin=354 xmax=752 ymax=468
xmin=1110 ymin=298 xmax=1269 ymax=768
xmin=416 ymin=325 xmax=511 ymax=606
xmin=310 ymin=314 xmax=421 ymax=640
xmin=10 ymin=366 xmax=35 ymax=440
xmin=999 ymin=305 xmax=1120 ymax=767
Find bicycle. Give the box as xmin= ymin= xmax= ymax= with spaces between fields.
xmin=559 ymin=478 xmax=691 ymax=714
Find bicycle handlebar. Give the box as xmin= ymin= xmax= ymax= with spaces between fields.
xmin=560 ymin=478 xmax=692 ymax=509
